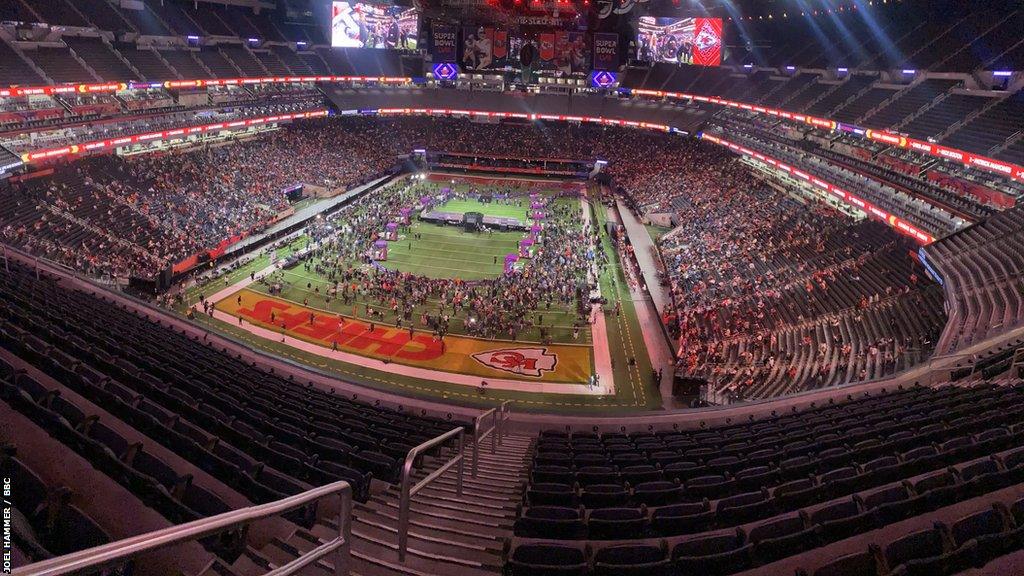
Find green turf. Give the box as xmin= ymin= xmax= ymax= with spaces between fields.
xmin=382 ymin=222 xmax=521 ymax=280
xmin=432 ymin=197 xmax=531 ymax=222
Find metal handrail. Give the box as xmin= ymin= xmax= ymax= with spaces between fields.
xmin=14 ymin=481 xmax=353 ymax=576
xmin=471 ymin=406 xmax=499 ymax=477
xmin=397 ymin=426 xmax=465 ymax=561
xmin=471 ymin=400 xmax=515 ymax=476
xmin=498 ymin=400 xmax=512 ymax=446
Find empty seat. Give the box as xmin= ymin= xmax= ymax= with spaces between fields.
xmin=650 ymin=501 xmax=714 ymax=536
xmin=507 ymin=544 xmax=587 ymax=576
xmin=672 ymin=529 xmax=752 ymax=576
xmin=527 ymin=483 xmax=576 ymax=507
xmin=588 ymin=507 xmax=646 ymax=539
xmin=950 ymin=507 xmax=1012 ymax=568
xmin=807 ymin=548 xmax=883 ymax=576
xmin=514 ymin=507 xmax=586 ymax=539
xmin=811 ymin=499 xmax=873 ymax=543
xmin=718 ymin=489 xmax=775 ymax=524
xmin=581 ymin=484 xmax=630 ymax=508
xmin=749 ymin=513 xmax=819 ymax=563
xmin=633 ymin=480 xmax=682 ymax=506
xmin=859 ymin=484 xmax=915 ymax=525
xmin=593 ymin=544 xmax=672 ymax=576
xmin=884 ymin=527 xmax=951 ymax=576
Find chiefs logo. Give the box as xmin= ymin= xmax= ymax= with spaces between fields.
xmin=693 ymin=24 xmax=721 ymax=53
xmin=473 ymin=347 xmax=558 ymax=378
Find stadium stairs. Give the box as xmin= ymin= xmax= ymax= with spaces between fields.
xmin=200 ymin=437 xmax=533 ymax=576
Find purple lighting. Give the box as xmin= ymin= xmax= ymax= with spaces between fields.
xmin=432 ymin=63 xmax=458 ymax=82
xmin=590 ymin=70 xmax=617 ymax=89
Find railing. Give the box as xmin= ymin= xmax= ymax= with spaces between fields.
xmin=470 ymin=400 xmax=513 ymax=477
xmin=472 ymin=406 xmax=499 ymax=478
xmin=397 ymin=426 xmax=465 ymax=562
xmin=14 ymin=481 xmax=353 ymax=576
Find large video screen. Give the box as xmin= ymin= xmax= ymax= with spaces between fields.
xmin=459 ymin=27 xmax=590 ymax=74
xmin=331 ymin=2 xmax=418 ymax=49
xmin=637 ymin=17 xmax=722 ymax=66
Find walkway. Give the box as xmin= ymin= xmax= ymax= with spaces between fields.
xmin=606 ymin=203 xmax=678 ymax=402
xmin=615 ymin=199 xmax=674 ymax=317
xmin=223 ymin=175 xmax=392 ymax=254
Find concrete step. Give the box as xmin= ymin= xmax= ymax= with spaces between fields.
xmin=371 ymin=492 xmax=514 ymax=521
xmin=414 ymin=466 xmax=524 ymax=486
xmin=360 ymin=498 xmax=512 ymax=531
xmin=350 ymin=525 xmax=500 ymax=576
xmin=407 ymin=477 xmax=520 ymax=500
xmin=259 ymin=539 xmax=333 ymax=576
xmin=353 ymin=520 xmax=501 ymax=564
xmin=352 ymin=512 xmax=504 ymax=551
xmin=354 ymin=503 xmax=511 ymax=539
xmin=259 ymin=529 xmax=494 ymax=576
xmin=384 ymin=485 xmax=518 ymax=512
xmin=411 ymin=472 xmax=524 ymax=493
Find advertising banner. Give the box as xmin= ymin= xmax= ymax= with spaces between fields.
xmin=431 ymin=22 xmax=458 ymax=61
xmin=593 ymin=32 xmax=619 ymax=70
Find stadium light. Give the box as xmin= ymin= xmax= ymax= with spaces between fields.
xmin=186 ymin=35 xmax=199 ymax=41
xmin=993 ymin=71 xmax=1012 ymax=77
xmin=785 ymin=66 xmax=795 ymax=70
xmin=902 ymin=69 xmax=916 ymax=75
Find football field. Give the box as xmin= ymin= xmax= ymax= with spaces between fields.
xmin=175 ymin=177 xmax=664 ymax=412
xmin=384 ymin=223 xmax=521 ymax=280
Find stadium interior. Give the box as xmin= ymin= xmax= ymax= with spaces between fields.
xmin=1 ymin=0 xmax=1024 ymax=575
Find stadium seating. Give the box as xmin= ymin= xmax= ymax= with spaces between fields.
xmin=0 ymin=259 xmax=468 ymax=511
xmin=115 ymin=43 xmax=178 ymax=82
xmin=22 ymin=45 xmax=97 ymax=84
xmin=804 ymin=74 xmax=879 ymax=119
xmin=0 ymin=41 xmax=45 ymax=86
xmin=862 ymin=79 xmax=961 ymax=130
xmin=925 ymin=203 xmax=1024 ymax=354
xmin=63 ymin=37 xmax=139 ymax=82
xmin=510 ymin=381 xmax=1024 ymax=575
xmin=899 ymin=93 xmax=995 ymax=142
xmin=942 ymin=90 xmax=1024 ymax=157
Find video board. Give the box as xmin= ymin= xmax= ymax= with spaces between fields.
xmin=637 ymin=17 xmax=723 ymax=66
xmin=331 ymin=2 xmax=419 ymax=49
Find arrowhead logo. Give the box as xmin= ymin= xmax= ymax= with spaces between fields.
xmin=693 ymin=23 xmax=721 ymax=53
xmin=472 ymin=347 xmax=558 ymax=378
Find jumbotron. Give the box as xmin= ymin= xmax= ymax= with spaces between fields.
xmin=1 ymin=0 xmax=1023 ymax=575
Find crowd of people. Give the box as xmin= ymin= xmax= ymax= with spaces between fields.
xmin=0 ymin=117 xmax=696 ymax=280
xmin=610 ymin=143 xmax=946 ymax=399
xmin=267 ymin=177 xmax=602 ymax=342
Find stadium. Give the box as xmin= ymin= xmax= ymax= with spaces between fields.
xmin=0 ymin=0 xmax=1023 ymax=574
